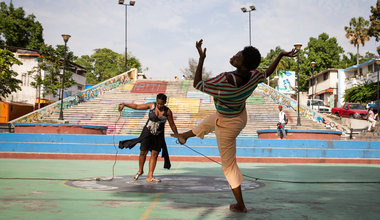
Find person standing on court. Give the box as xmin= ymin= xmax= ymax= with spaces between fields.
xmin=172 ymin=39 xmax=298 ymax=213
xmin=277 ymin=105 xmax=287 ymax=139
xmin=118 ymin=93 xmax=179 ymax=183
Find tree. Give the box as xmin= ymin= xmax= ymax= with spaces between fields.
xmin=344 ymin=17 xmax=370 ymax=66
xmin=30 ymin=44 xmax=76 ymax=99
xmin=298 ymin=33 xmax=344 ymax=91
xmin=344 ymin=82 xmax=377 ymax=104
xmin=181 ymin=58 xmax=212 ymax=80
xmin=0 ymin=2 xmax=44 ymax=49
xmin=369 ymin=0 xmax=380 ymax=55
xmin=260 ymin=46 xmax=296 ymax=87
xmin=0 ymin=48 xmax=22 ymax=100
xmin=368 ymin=0 xmax=380 ymax=41
xmin=340 ymin=52 xmax=357 ymax=69
xmin=75 ymin=48 xmax=142 ymax=84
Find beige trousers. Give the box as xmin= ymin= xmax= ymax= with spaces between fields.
xmin=368 ymin=118 xmax=376 ymax=131
xmin=192 ymin=109 xmax=247 ymax=189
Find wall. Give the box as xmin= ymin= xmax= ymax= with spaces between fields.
xmin=8 ymin=55 xmax=39 ymax=104
xmin=0 ymin=133 xmax=379 ymax=164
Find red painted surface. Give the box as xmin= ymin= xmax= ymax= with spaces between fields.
xmin=258 ymin=132 xmax=341 ymax=140
xmin=15 ymin=125 xmax=107 ymax=135
xmin=131 ymin=81 xmax=167 ymax=94
xmin=1 ymin=152 xmax=379 ymax=164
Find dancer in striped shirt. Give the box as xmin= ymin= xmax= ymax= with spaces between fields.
xmin=172 ymin=39 xmax=298 ymax=213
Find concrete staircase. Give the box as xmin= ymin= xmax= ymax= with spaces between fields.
xmin=41 ymin=79 xmax=329 ymax=138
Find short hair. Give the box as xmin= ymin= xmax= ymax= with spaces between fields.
xmin=156 ymin=93 xmax=167 ymax=103
xmin=242 ymin=46 xmax=261 ymax=70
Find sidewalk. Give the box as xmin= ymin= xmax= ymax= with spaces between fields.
xmin=1 ymin=159 xmax=380 ymax=219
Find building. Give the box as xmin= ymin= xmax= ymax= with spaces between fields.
xmin=337 ymin=57 xmax=380 ymax=107
xmin=306 ymin=57 xmax=380 ymax=108
xmin=1 ymin=46 xmax=86 ymax=108
xmin=306 ymin=68 xmax=339 ymax=108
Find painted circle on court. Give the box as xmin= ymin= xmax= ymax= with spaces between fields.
xmin=64 ymin=175 xmax=265 ymax=193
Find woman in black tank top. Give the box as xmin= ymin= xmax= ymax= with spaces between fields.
xmin=118 ymin=93 xmax=179 ymax=182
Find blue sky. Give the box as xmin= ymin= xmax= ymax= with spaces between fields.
xmin=11 ymin=0 xmax=379 ymax=79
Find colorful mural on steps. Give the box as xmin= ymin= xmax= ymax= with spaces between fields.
xmin=11 ymin=69 xmax=137 ymax=124
xmin=258 ymin=83 xmax=348 ymax=133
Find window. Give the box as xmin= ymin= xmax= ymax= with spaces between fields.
xmin=21 ymin=73 xmax=29 ymax=86
xmin=368 ymin=64 xmax=373 ymax=72
xmin=323 ymin=72 xmax=328 ymax=81
xmin=375 ymin=63 xmax=380 ymax=72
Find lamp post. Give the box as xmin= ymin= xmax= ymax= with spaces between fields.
xmin=118 ymin=0 xmax=135 ymax=72
xmin=294 ymin=43 xmax=302 ymax=126
xmin=376 ymin=58 xmax=380 ymax=101
xmin=241 ymin=4 xmax=255 ymax=46
xmin=58 ymin=34 xmax=71 ymax=121
xmin=311 ymin=61 xmax=316 ymax=111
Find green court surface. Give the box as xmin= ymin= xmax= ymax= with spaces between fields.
xmin=1 ymin=159 xmax=380 ymax=220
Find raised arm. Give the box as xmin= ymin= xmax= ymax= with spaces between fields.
xmin=265 ymin=49 xmax=298 ymax=78
xmin=118 ymin=102 xmax=153 ymax=111
xmin=193 ymin=39 xmax=207 ymax=88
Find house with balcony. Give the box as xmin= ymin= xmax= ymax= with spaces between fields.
xmin=337 ymin=57 xmax=380 ymax=107
xmin=306 ymin=68 xmax=339 ymax=108
xmin=1 ymin=46 xmax=87 ymax=109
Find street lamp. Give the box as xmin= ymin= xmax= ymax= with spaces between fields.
xmin=311 ymin=61 xmax=316 ymax=111
xmin=376 ymin=58 xmax=380 ymax=101
xmin=58 ymin=34 xmax=71 ymax=121
xmin=118 ymin=0 xmax=135 ymax=72
xmin=294 ymin=43 xmax=302 ymax=126
xmin=241 ymin=4 xmax=256 ymax=46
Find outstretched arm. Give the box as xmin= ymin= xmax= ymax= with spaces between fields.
xmin=118 ymin=102 xmax=153 ymax=111
xmin=266 ymin=49 xmax=298 ymax=78
xmin=193 ymin=39 xmax=207 ymax=88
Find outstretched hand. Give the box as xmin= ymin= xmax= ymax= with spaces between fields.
xmin=196 ymin=39 xmax=207 ymax=59
xmin=281 ymin=48 xmax=299 ymax=58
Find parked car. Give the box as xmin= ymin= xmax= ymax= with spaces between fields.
xmin=306 ymin=99 xmax=331 ymax=113
xmin=332 ymin=103 xmax=368 ymax=119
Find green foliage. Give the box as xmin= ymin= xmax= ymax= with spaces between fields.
xmin=0 ymin=2 xmax=44 ymax=49
xmin=298 ymin=33 xmax=344 ymax=91
xmin=368 ymin=0 xmax=380 ymax=42
xmin=344 ymin=82 xmax=377 ymax=104
xmin=344 ymin=17 xmax=370 ymax=65
xmin=30 ymin=44 xmax=76 ymax=98
xmin=75 ymin=49 xmax=142 ymax=84
xmin=0 ymin=48 xmax=22 ymax=99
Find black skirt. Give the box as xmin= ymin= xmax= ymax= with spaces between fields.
xmin=119 ymin=126 xmax=171 ymax=169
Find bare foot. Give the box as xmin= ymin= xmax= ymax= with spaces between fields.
xmin=133 ymin=172 xmax=143 ymax=181
xmin=146 ymin=177 xmax=161 ymax=182
xmin=170 ymin=133 xmax=187 ymax=145
xmin=229 ymin=203 xmax=247 ymax=213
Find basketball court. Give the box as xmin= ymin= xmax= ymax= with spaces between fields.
xmin=1 ymin=159 xmax=380 ymax=219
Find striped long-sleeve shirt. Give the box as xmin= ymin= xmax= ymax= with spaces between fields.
xmin=195 ymin=69 xmax=266 ymax=117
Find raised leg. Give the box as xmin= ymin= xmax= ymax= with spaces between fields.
xmin=171 ymin=130 xmax=195 ymax=145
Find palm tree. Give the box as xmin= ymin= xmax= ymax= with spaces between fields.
xmin=344 ymin=17 xmax=370 ymax=66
